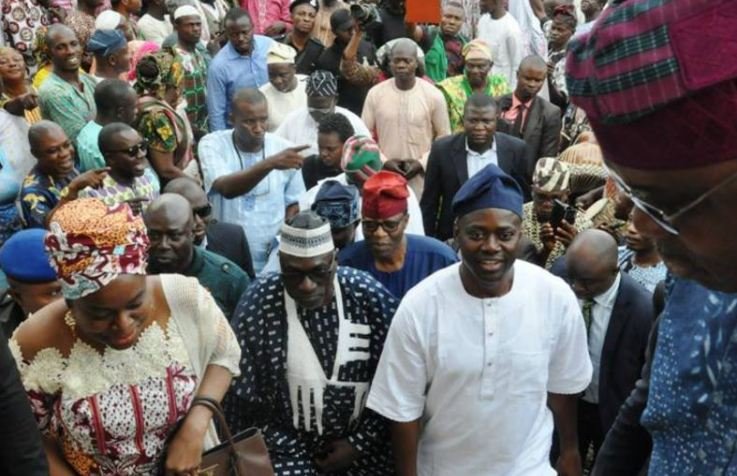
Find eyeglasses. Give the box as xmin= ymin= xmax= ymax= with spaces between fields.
xmin=104 ymin=139 xmax=148 ymax=157
xmin=281 ymin=265 xmax=334 ymax=283
xmin=362 ymin=214 xmax=406 ymax=233
xmin=608 ymin=166 xmax=737 ymax=236
xmin=193 ymin=204 xmax=212 ymax=218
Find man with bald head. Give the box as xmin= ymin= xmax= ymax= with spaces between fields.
xmin=560 ymin=229 xmax=653 ymax=469
xmin=199 ymin=88 xmax=307 ymax=273
xmin=38 ymin=24 xmax=98 ymax=142
xmin=144 ymin=193 xmax=250 ymax=319
xmin=77 ymin=122 xmax=159 ymax=213
xmin=19 ymin=121 xmax=106 ymax=227
xmin=164 ymin=177 xmax=256 ymax=277
xmin=497 ymin=55 xmax=562 ymax=177
xmin=362 ymin=39 xmax=451 ymax=163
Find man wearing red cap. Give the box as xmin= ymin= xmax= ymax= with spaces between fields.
xmin=567 ymin=0 xmax=737 ymax=474
xmin=338 ymin=171 xmax=458 ymax=299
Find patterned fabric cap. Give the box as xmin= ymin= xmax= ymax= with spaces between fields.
xmin=533 ymin=157 xmax=571 ymax=192
xmin=267 ymin=42 xmax=297 ymax=65
xmin=306 ymin=70 xmax=338 ymax=97
xmin=566 ymin=0 xmax=737 ymax=170
xmin=280 ymin=215 xmax=335 ymax=258
xmin=87 ymin=29 xmax=127 ymax=56
xmin=135 ymin=50 xmax=184 ymax=97
xmin=340 ymin=135 xmax=384 ymax=185
xmin=462 ymin=39 xmax=492 ymax=62
xmin=44 ymin=198 xmax=149 ymax=300
xmin=312 ymin=180 xmax=360 ymax=229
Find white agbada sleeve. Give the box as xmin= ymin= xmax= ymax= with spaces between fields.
xmin=546 ymin=284 xmax=593 ymax=394
xmin=366 ymin=302 xmax=428 ymax=422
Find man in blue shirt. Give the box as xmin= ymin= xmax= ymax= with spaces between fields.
xmin=206 ymin=7 xmax=274 ymax=131
xmin=339 ymin=170 xmax=457 ymax=299
xmin=567 ymin=0 xmax=737 ymax=474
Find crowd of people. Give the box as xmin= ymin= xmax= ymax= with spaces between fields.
xmin=0 ymin=0 xmax=729 ymax=475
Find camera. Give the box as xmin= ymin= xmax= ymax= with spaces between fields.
xmin=349 ymin=2 xmax=382 ymax=29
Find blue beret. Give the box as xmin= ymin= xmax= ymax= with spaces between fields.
xmin=452 ymin=164 xmax=523 ymax=218
xmin=312 ymin=180 xmax=360 ymax=229
xmin=87 ymin=29 xmax=127 ymax=56
xmin=0 ymin=229 xmax=57 ymax=283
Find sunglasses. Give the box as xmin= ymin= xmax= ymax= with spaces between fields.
xmin=362 ymin=214 xmax=407 ymax=233
xmin=608 ymin=166 xmax=737 ymax=236
xmin=104 ymin=139 xmax=149 ymax=157
xmin=193 ymin=204 xmax=212 ymax=218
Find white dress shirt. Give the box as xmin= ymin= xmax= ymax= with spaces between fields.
xmin=466 ymin=139 xmax=498 ymax=179
xmin=582 ymin=272 xmax=621 ymax=404
xmin=274 ymin=106 xmax=370 ymax=156
xmin=368 ymin=261 xmax=592 ymax=476
xmin=476 ymin=12 xmax=525 ymax=89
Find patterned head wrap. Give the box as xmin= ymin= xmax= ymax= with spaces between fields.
xmin=361 ymin=171 xmax=409 ymax=220
xmin=462 ymin=39 xmax=492 ymax=62
xmin=532 ymin=158 xmax=571 ymax=193
xmin=134 ymin=50 xmax=184 ymax=97
xmin=87 ymin=29 xmax=128 ymax=57
xmin=340 ymin=135 xmax=384 ymax=185
xmin=558 ymin=143 xmax=608 ymax=194
xmin=127 ymin=41 xmax=161 ymax=81
xmin=566 ymin=0 xmax=737 ymax=170
xmin=312 ymin=180 xmax=360 ymax=229
xmin=44 ymin=198 xmax=149 ymax=300
xmin=305 ymin=70 xmax=338 ymax=97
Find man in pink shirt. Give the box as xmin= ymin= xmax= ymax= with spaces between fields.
xmin=240 ymin=0 xmax=292 ymax=36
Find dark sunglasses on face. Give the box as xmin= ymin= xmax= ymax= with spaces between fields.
xmin=104 ymin=139 xmax=149 ymax=157
xmin=193 ymin=204 xmax=212 ymax=218
xmin=362 ymin=214 xmax=407 ymax=233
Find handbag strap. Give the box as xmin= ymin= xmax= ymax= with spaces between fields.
xmin=190 ymin=396 xmax=241 ymax=472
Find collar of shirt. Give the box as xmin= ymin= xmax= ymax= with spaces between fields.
xmin=590 ymin=272 xmax=621 ymax=309
xmin=511 ymin=92 xmax=534 ymax=110
xmin=465 ymin=137 xmax=496 ymax=158
xmin=185 ymin=245 xmax=205 ymax=277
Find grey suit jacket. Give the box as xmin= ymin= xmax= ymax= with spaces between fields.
xmin=496 ymin=93 xmax=562 ymax=176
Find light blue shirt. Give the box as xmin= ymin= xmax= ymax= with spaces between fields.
xmin=198 ymin=130 xmax=305 ymax=273
xmin=206 ymin=37 xmax=274 ymax=131
xmin=466 ymin=139 xmax=498 ymax=179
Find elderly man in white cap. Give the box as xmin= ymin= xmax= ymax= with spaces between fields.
xmin=168 ymin=4 xmax=211 ymax=140
xmin=260 ymin=43 xmax=308 ymax=131
xmin=224 ymin=210 xmax=397 ymax=475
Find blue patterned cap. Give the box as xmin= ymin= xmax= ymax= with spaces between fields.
xmin=312 ymin=180 xmax=360 ymax=229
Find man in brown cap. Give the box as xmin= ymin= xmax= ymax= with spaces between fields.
xmin=567 ymin=0 xmax=737 ymax=474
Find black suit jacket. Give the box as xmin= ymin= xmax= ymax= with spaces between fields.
xmin=420 ymin=132 xmax=530 ymax=241
xmin=550 ymin=260 xmax=654 ymax=431
xmin=496 ymin=94 xmax=562 ymax=176
xmin=597 ymin=273 xmax=654 ymax=432
xmin=206 ymin=221 xmax=255 ymax=279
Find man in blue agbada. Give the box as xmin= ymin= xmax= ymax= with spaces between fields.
xmin=567 ymin=0 xmax=737 ymax=474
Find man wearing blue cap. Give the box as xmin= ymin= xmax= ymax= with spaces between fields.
xmin=311 ymin=179 xmax=361 ymax=249
xmin=87 ymin=29 xmax=131 ymax=82
xmin=0 ymin=229 xmax=62 ymax=336
xmin=368 ymin=163 xmax=592 ymax=476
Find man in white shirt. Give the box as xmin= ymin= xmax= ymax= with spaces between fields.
xmin=260 ymin=42 xmax=308 ymax=131
xmin=368 ymin=163 xmax=592 ymax=476
xmin=477 ymin=0 xmax=525 ymax=88
xmin=198 ymin=88 xmax=308 ymax=273
xmin=275 ymin=70 xmax=369 ymax=156
xmin=559 ymin=229 xmax=653 ymax=469
xmin=138 ymin=0 xmax=173 ymax=44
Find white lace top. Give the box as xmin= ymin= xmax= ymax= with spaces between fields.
xmin=10 ymin=274 xmax=241 ymax=476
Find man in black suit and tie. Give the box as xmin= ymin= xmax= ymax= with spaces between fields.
xmin=164 ymin=177 xmax=255 ymax=278
xmin=559 ymin=229 xmax=654 ymax=470
xmin=420 ymin=93 xmax=529 ymax=241
xmin=496 ymin=55 xmax=562 ymax=176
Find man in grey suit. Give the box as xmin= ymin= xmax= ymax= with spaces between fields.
xmin=421 ymin=93 xmax=529 ymax=241
xmin=496 ymin=55 xmax=562 ymax=176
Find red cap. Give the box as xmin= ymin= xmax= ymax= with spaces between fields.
xmin=361 ymin=171 xmax=409 ymax=220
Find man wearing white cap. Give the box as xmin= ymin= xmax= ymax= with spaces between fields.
xmin=170 ymin=4 xmax=211 ymax=140
xmin=224 ymin=210 xmax=397 ymax=474
xmin=259 ymin=43 xmax=308 ymax=131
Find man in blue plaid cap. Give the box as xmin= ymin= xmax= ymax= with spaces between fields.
xmin=368 ymin=163 xmax=592 ymax=476
xmin=311 ymin=179 xmax=361 ymax=249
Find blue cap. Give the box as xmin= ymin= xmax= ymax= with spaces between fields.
xmin=312 ymin=180 xmax=360 ymax=229
xmin=87 ymin=29 xmax=127 ymax=56
xmin=0 ymin=229 xmax=57 ymax=283
xmin=452 ymin=164 xmax=524 ymax=218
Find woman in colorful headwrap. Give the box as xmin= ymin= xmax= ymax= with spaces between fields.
xmin=436 ymin=39 xmax=511 ymax=132
xmin=134 ymin=50 xmax=195 ymax=184
xmin=9 ymin=198 xmax=241 ymax=475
